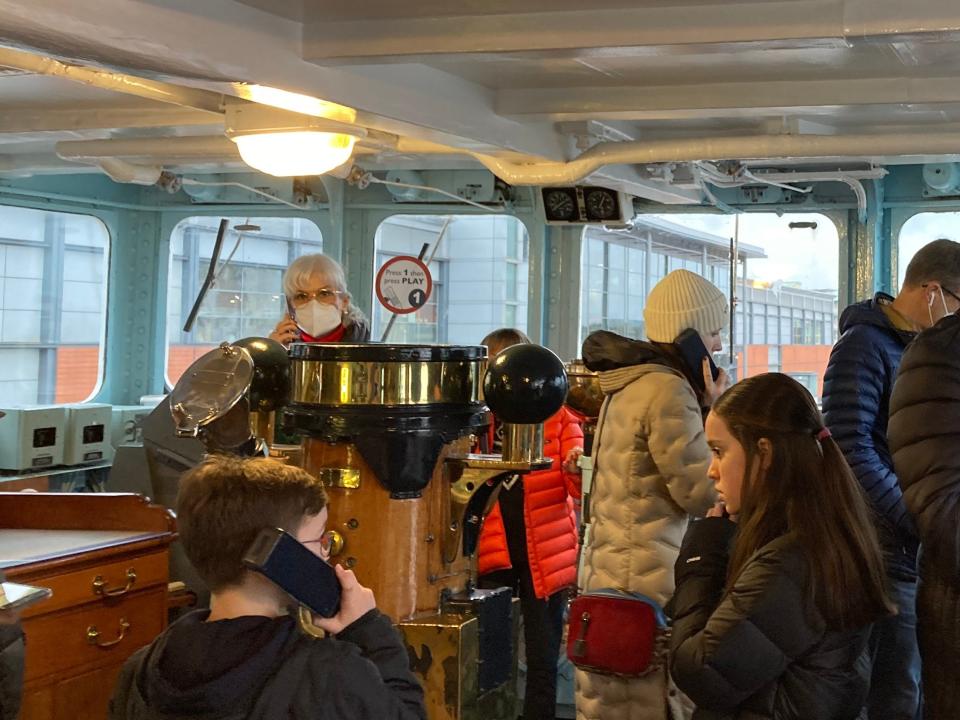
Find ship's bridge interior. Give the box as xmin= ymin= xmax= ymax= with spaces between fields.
xmin=0 ymin=1 xmax=956 ymax=399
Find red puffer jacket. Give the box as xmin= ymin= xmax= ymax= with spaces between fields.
xmin=478 ymin=407 xmax=584 ymax=599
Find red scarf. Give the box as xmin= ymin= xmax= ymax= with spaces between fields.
xmin=300 ymin=324 xmax=346 ymax=343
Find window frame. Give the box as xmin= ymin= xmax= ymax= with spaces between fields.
xmin=0 ymin=203 xmax=111 ymax=404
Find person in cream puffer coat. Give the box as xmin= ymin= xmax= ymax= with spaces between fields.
xmin=575 ymin=269 xmax=728 ymax=720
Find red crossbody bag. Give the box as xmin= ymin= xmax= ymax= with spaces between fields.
xmin=566 ymin=589 xmax=669 ymax=677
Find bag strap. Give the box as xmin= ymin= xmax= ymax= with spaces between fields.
xmin=575 ymin=392 xmax=614 ymax=594
xmin=578 ymin=588 xmax=668 ymax=628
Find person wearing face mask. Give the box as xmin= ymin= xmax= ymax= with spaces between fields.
xmin=269 ymin=254 xmax=370 ymax=345
xmin=822 ymin=238 xmax=960 ymax=720
xmin=888 ymin=248 xmax=960 ymax=720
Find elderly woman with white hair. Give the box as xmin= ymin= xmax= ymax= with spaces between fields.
xmin=269 ymin=253 xmax=370 ymax=344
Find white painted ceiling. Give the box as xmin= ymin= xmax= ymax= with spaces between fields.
xmin=0 ymin=0 xmax=959 ymax=202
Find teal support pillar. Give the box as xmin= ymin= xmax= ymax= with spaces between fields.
xmin=319 ymin=176 xmax=346 ymax=262
xmin=541 ymin=224 xmax=584 ymax=361
xmin=341 ymin=208 xmax=378 ymax=319
xmin=844 ymin=179 xmax=886 ymax=307
xmin=96 ymin=208 xmax=166 ymax=404
xmin=522 ymin=217 xmax=546 ymax=345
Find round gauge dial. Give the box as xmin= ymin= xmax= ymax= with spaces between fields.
xmin=585 ymin=189 xmax=618 ymax=220
xmin=544 ymin=190 xmax=576 ymax=221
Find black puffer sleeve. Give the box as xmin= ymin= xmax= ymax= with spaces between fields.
xmin=324 ymin=610 xmax=426 ymax=720
xmin=670 ymin=523 xmax=823 ymax=713
xmin=889 ymin=316 xmax=960 ymax=578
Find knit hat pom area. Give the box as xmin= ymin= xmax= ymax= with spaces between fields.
xmin=643 ymin=269 xmax=729 ymax=343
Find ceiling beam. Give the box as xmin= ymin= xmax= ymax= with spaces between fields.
xmin=301 ymin=2 xmax=846 ymax=64
xmin=300 ymin=1 xmax=960 ymax=64
xmin=496 ymin=76 xmax=960 ymax=120
xmin=0 ymin=106 xmax=223 ymax=133
xmin=0 ymin=0 xmax=567 ymax=160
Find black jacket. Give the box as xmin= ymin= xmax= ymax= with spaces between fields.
xmin=669 ymin=519 xmax=871 ymax=720
xmin=822 ymin=294 xmax=918 ymax=579
xmin=342 ymin=316 xmax=371 ymax=342
xmin=888 ymin=312 xmax=960 ymax=719
xmin=109 ymin=608 xmax=425 ymax=720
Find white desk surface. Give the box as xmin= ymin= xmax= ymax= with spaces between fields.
xmin=0 ymin=528 xmax=160 ymax=568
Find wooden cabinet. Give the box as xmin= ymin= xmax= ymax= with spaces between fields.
xmin=0 ymin=493 xmax=176 ymax=720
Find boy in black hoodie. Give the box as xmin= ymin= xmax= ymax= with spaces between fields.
xmin=109 ymin=455 xmax=426 ymax=720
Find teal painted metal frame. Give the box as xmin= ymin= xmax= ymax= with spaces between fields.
xmin=2 ymin=164 xmax=960 ymax=404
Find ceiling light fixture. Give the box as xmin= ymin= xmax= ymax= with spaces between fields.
xmin=225 ymin=98 xmax=363 ymax=177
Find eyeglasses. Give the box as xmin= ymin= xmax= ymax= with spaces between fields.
xmin=301 ymin=530 xmax=336 ymax=557
xmin=922 ymin=283 xmax=960 ymax=305
xmin=290 ymin=288 xmax=344 ymax=308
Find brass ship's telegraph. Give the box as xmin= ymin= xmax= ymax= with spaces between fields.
xmin=159 ymin=338 xmax=569 ymax=720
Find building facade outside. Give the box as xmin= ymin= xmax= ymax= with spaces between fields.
xmin=581 ymin=217 xmax=838 ymax=401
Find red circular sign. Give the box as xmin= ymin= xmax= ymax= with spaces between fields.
xmin=375 ymin=255 xmax=433 ymax=315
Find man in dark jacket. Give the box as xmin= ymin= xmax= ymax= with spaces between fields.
xmin=889 ymin=311 xmax=960 ymax=720
xmin=109 ymin=455 xmax=425 ymax=720
xmin=822 ymin=238 xmax=960 ymax=719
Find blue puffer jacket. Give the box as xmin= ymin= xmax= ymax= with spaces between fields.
xmin=822 ymin=293 xmax=918 ymax=579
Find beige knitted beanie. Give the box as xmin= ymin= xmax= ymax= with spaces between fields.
xmin=643 ymin=269 xmax=728 ymax=342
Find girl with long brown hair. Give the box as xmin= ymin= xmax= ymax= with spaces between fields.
xmin=669 ymin=373 xmax=893 ymax=720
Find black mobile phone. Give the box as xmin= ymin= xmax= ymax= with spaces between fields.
xmin=285 ymin=298 xmax=304 ymax=338
xmin=243 ymin=527 xmax=341 ymax=617
xmin=675 ymin=328 xmax=720 ymax=389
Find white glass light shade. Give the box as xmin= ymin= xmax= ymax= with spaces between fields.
xmin=232 ymin=131 xmax=355 ymax=177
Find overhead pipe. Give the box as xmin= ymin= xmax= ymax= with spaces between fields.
xmin=695 ymin=162 xmax=886 ymax=222
xmin=0 ymin=46 xmax=226 ymax=115
xmin=97 ymin=158 xmax=163 ymax=186
xmin=0 ymin=154 xmax=94 ymax=175
xmin=53 ymin=135 xmax=428 ymax=164
xmin=469 ymin=134 xmax=959 ymax=186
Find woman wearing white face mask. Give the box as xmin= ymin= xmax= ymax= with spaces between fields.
xmin=269 ymin=254 xmax=370 ymax=345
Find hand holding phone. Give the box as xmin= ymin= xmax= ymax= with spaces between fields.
xmin=701 ymin=358 xmax=730 ymax=407
xmin=310 ymin=564 xmax=376 ymax=636
xmin=675 ymin=328 xmax=719 ymax=386
xmin=243 ymin=528 xmax=341 ymax=617
xmin=269 ymin=312 xmax=300 ymax=345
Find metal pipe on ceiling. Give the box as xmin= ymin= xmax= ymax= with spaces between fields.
xmin=0 ymin=46 xmax=226 ymax=115
xmin=469 ymin=134 xmax=960 ymax=186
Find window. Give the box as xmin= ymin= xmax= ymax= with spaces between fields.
xmin=790 ymin=373 xmax=819 ymax=399
xmin=166 ymin=216 xmax=322 ymax=386
xmin=372 ymin=215 xmax=529 ymax=344
xmin=751 ymin=303 xmax=766 ymax=344
xmin=621 ymin=213 xmax=840 ymax=402
xmin=766 ymin=313 xmax=779 ymax=345
xmin=579 ymin=229 xmax=650 ymax=341
xmin=0 ymin=206 xmax=109 ymax=404
xmin=898 ymin=212 xmax=960 ymax=289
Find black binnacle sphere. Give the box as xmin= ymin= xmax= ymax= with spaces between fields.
xmin=233 ymin=336 xmax=291 ymax=412
xmin=483 ymin=344 xmax=568 ymax=424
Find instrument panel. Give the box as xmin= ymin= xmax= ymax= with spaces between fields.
xmin=541 ymin=186 xmax=628 ymax=225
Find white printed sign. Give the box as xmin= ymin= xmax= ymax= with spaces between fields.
xmin=375 ymin=255 xmax=433 ymax=315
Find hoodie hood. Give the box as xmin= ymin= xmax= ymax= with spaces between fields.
xmin=582 ymin=330 xmax=684 ymax=394
xmin=839 ymin=293 xmax=915 ymax=344
xmin=135 ymin=610 xmax=296 ymax=716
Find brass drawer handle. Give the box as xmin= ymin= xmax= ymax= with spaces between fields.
xmin=92 ymin=568 xmax=137 ymax=598
xmin=86 ymin=618 xmax=130 ymax=648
